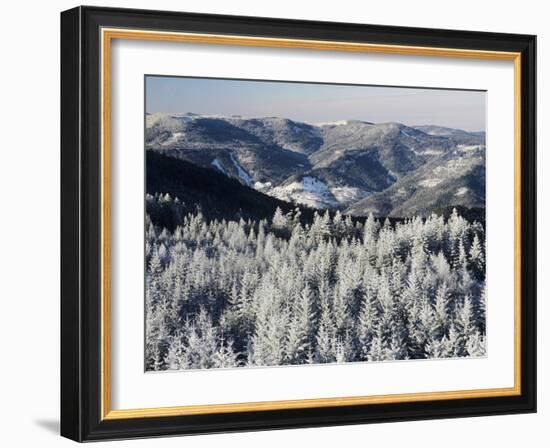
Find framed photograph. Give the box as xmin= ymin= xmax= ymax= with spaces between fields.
xmin=60 ymin=6 xmax=536 ymax=442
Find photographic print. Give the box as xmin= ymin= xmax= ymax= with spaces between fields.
xmin=144 ymin=76 xmax=487 ymax=372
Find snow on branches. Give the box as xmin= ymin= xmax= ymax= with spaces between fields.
xmin=145 ymin=203 xmax=486 ymax=371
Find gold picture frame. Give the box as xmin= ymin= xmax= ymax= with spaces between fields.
xmin=61 ymin=6 xmax=536 ymax=442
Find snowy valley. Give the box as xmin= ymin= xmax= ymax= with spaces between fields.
xmin=144 ymin=111 xmax=487 ymax=371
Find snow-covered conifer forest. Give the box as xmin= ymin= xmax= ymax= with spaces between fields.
xmin=145 ymin=193 xmax=486 ymax=371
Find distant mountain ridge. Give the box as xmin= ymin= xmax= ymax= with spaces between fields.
xmin=146 ymin=112 xmax=485 ymax=217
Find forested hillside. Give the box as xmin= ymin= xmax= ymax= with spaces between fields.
xmin=145 ymin=198 xmax=486 ymax=371
xmin=146 ymin=113 xmax=486 ymax=217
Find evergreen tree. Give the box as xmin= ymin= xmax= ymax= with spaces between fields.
xmin=285 ymin=283 xmax=315 ymax=363
xmin=469 ymin=233 xmax=485 ymax=280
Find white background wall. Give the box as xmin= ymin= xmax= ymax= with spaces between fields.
xmin=0 ymin=0 xmax=546 ymax=446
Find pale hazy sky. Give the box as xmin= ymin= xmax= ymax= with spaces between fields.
xmin=146 ymin=76 xmax=486 ymax=132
